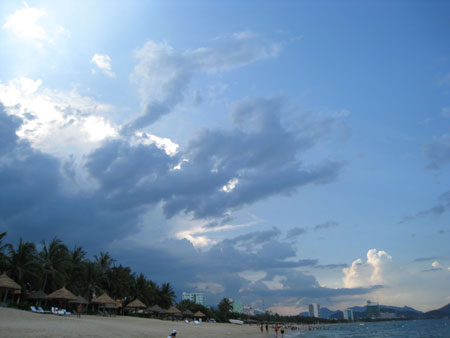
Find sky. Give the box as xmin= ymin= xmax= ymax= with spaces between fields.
xmin=0 ymin=0 xmax=449 ymax=315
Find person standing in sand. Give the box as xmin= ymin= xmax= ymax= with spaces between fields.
xmin=77 ymin=304 xmax=82 ymax=318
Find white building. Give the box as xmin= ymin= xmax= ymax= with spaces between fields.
xmin=182 ymin=292 xmax=206 ymax=306
xmin=343 ymin=308 xmax=354 ymax=321
xmin=308 ymin=303 xmax=320 ymax=318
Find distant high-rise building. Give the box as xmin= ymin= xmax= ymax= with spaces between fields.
xmin=308 ymin=303 xmax=320 ymax=318
xmin=232 ymin=300 xmax=244 ymax=313
xmin=366 ymin=300 xmax=380 ymax=319
xmin=182 ymin=292 xmax=206 ymax=306
xmin=343 ymin=308 xmax=354 ymax=321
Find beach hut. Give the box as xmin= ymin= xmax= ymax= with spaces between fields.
xmin=28 ymin=290 xmax=48 ymax=307
xmin=126 ymin=298 xmax=146 ymax=316
xmin=166 ymin=306 xmax=182 ymax=320
xmin=183 ymin=309 xmax=194 ymax=319
xmin=194 ymin=310 xmax=206 ymax=321
xmin=46 ymin=286 xmax=76 ymax=311
xmin=91 ymin=292 xmax=115 ymax=315
xmin=0 ymin=272 xmax=21 ymax=303
xmin=69 ymin=295 xmax=89 ymax=305
xmin=146 ymin=304 xmax=165 ymax=318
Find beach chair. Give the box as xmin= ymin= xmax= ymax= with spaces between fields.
xmin=30 ymin=306 xmax=43 ymax=313
xmin=51 ymin=307 xmax=65 ymax=315
xmin=38 ymin=306 xmax=51 ymax=314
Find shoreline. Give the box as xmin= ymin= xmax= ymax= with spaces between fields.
xmin=0 ymin=307 xmax=268 ymax=338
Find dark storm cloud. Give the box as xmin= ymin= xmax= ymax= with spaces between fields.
xmin=1 ymin=90 xmax=346 ymax=308
xmin=85 ymin=96 xmax=343 ymax=221
xmin=112 ymin=231 xmax=373 ymax=307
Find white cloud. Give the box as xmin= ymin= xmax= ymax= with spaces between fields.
xmin=432 ymin=261 xmax=440 ymax=268
xmin=3 ymin=7 xmax=47 ymax=41
xmin=0 ymin=77 xmax=118 ymax=159
xmin=126 ymin=33 xmax=281 ymax=130
xmin=91 ymin=54 xmax=116 ymax=78
xmin=342 ymin=249 xmax=392 ymax=288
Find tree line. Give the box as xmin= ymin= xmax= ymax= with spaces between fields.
xmin=0 ymin=232 xmax=175 ymax=309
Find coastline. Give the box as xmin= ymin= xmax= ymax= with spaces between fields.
xmin=0 ymin=307 xmax=267 ymax=338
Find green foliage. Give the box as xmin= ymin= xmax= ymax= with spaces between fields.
xmin=0 ymin=233 xmax=176 ymax=310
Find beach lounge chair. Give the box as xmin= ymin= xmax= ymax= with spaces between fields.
xmin=38 ymin=306 xmax=51 ymax=314
xmin=30 ymin=306 xmax=43 ymax=313
xmin=51 ymin=307 xmax=65 ymax=315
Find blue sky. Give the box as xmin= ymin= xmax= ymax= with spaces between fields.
xmin=0 ymin=0 xmax=449 ymax=314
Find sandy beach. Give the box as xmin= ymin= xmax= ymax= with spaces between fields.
xmin=0 ymin=307 xmax=269 ymax=338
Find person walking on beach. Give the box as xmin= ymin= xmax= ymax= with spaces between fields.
xmin=265 ymin=323 xmax=268 ymax=333
xmin=280 ymin=327 xmax=285 ymax=338
xmin=167 ymin=329 xmax=177 ymax=338
xmin=76 ymin=304 xmax=82 ymax=318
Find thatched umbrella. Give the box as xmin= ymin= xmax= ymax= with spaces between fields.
xmin=91 ymin=292 xmax=115 ymax=314
xmin=69 ymin=295 xmax=89 ymax=304
xmin=47 ymin=287 xmax=76 ymax=301
xmin=146 ymin=304 xmax=165 ymax=318
xmin=194 ymin=310 xmax=206 ymax=320
xmin=0 ymin=272 xmax=21 ymax=302
xmin=127 ymin=298 xmax=146 ymax=309
xmin=183 ymin=309 xmax=194 ymax=318
xmin=126 ymin=298 xmax=146 ymax=316
xmin=46 ymin=286 xmax=76 ymax=310
xmin=28 ymin=290 xmax=48 ymax=307
xmin=166 ymin=306 xmax=182 ymax=320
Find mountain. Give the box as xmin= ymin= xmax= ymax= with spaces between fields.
xmin=381 ymin=305 xmax=423 ymax=314
xmin=425 ymin=303 xmax=450 ymax=318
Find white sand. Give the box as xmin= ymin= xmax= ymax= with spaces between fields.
xmin=0 ymin=307 xmax=269 ymax=338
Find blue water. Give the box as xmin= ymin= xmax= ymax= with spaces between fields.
xmin=281 ymin=320 xmax=450 ymax=338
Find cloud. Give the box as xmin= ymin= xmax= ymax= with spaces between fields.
xmin=2 ymin=7 xmax=47 ymax=41
xmin=314 ymin=221 xmax=338 ymax=231
xmin=413 ymin=256 xmax=438 ymax=262
xmin=432 ymin=261 xmax=440 ymax=268
xmin=342 ymin=249 xmax=393 ymax=288
xmin=91 ymin=54 xmax=116 ymax=78
xmin=125 ymin=33 xmax=280 ymax=131
xmin=424 ymin=134 xmax=450 ymax=170
xmin=286 ymin=227 xmax=308 ymax=238
xmin=400 ymin=190 xmax=450 ymax=223
xmin=2 ymin=5 xmax=69 ymax=47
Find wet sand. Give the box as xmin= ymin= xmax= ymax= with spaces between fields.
xmin=0 ymin=307 xmax=266 ymax=338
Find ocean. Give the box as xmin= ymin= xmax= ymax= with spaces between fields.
xmin=283 ymin=320 xmax=449 ymax=338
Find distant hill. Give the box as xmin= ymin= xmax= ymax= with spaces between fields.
xmin=299 ymin=304 xmax=424 ymax=320
xmin=425 ymin=303 xmax=450 ymax=318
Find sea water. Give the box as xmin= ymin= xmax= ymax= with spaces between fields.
xmin=283 ymin=319 xmax=449 ymax=338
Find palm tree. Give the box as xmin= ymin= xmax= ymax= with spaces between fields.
xmin=39 ymin=237 xmax=70 ymax=292
xmin=0 ymin=232 xmax=7 ymax=271
xmin=4 ymin=238 xmax=40 ymax=302
xmin=67 ymin=246 xmax=87 ymax=294
xmin=158 ymin=282 xmax=175 ymax=309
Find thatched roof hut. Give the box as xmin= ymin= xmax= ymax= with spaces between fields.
xmin=0 ymin=273 xmax=21 ymax=290
xmin=183 ymin=309 xmax=194 ymax=317
xmin=69 ymin=295 xmax=89 ymax=304
xmin=194 ymin=310 xmax=206 ymax=317
xmin=28 ymin=290 xmax=47 ymax=300
xmin=46 ymin=287 xmax=76 ymax=301
xmin=147 ymin=304 xmax=165 ymax=314
xmin=126 ymin=298 xmax=146 ymax=309
xmin=91 ymin=292 xmax=115 ymax=305
xmin=166 ymin=306 xmax=181 ymax=314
